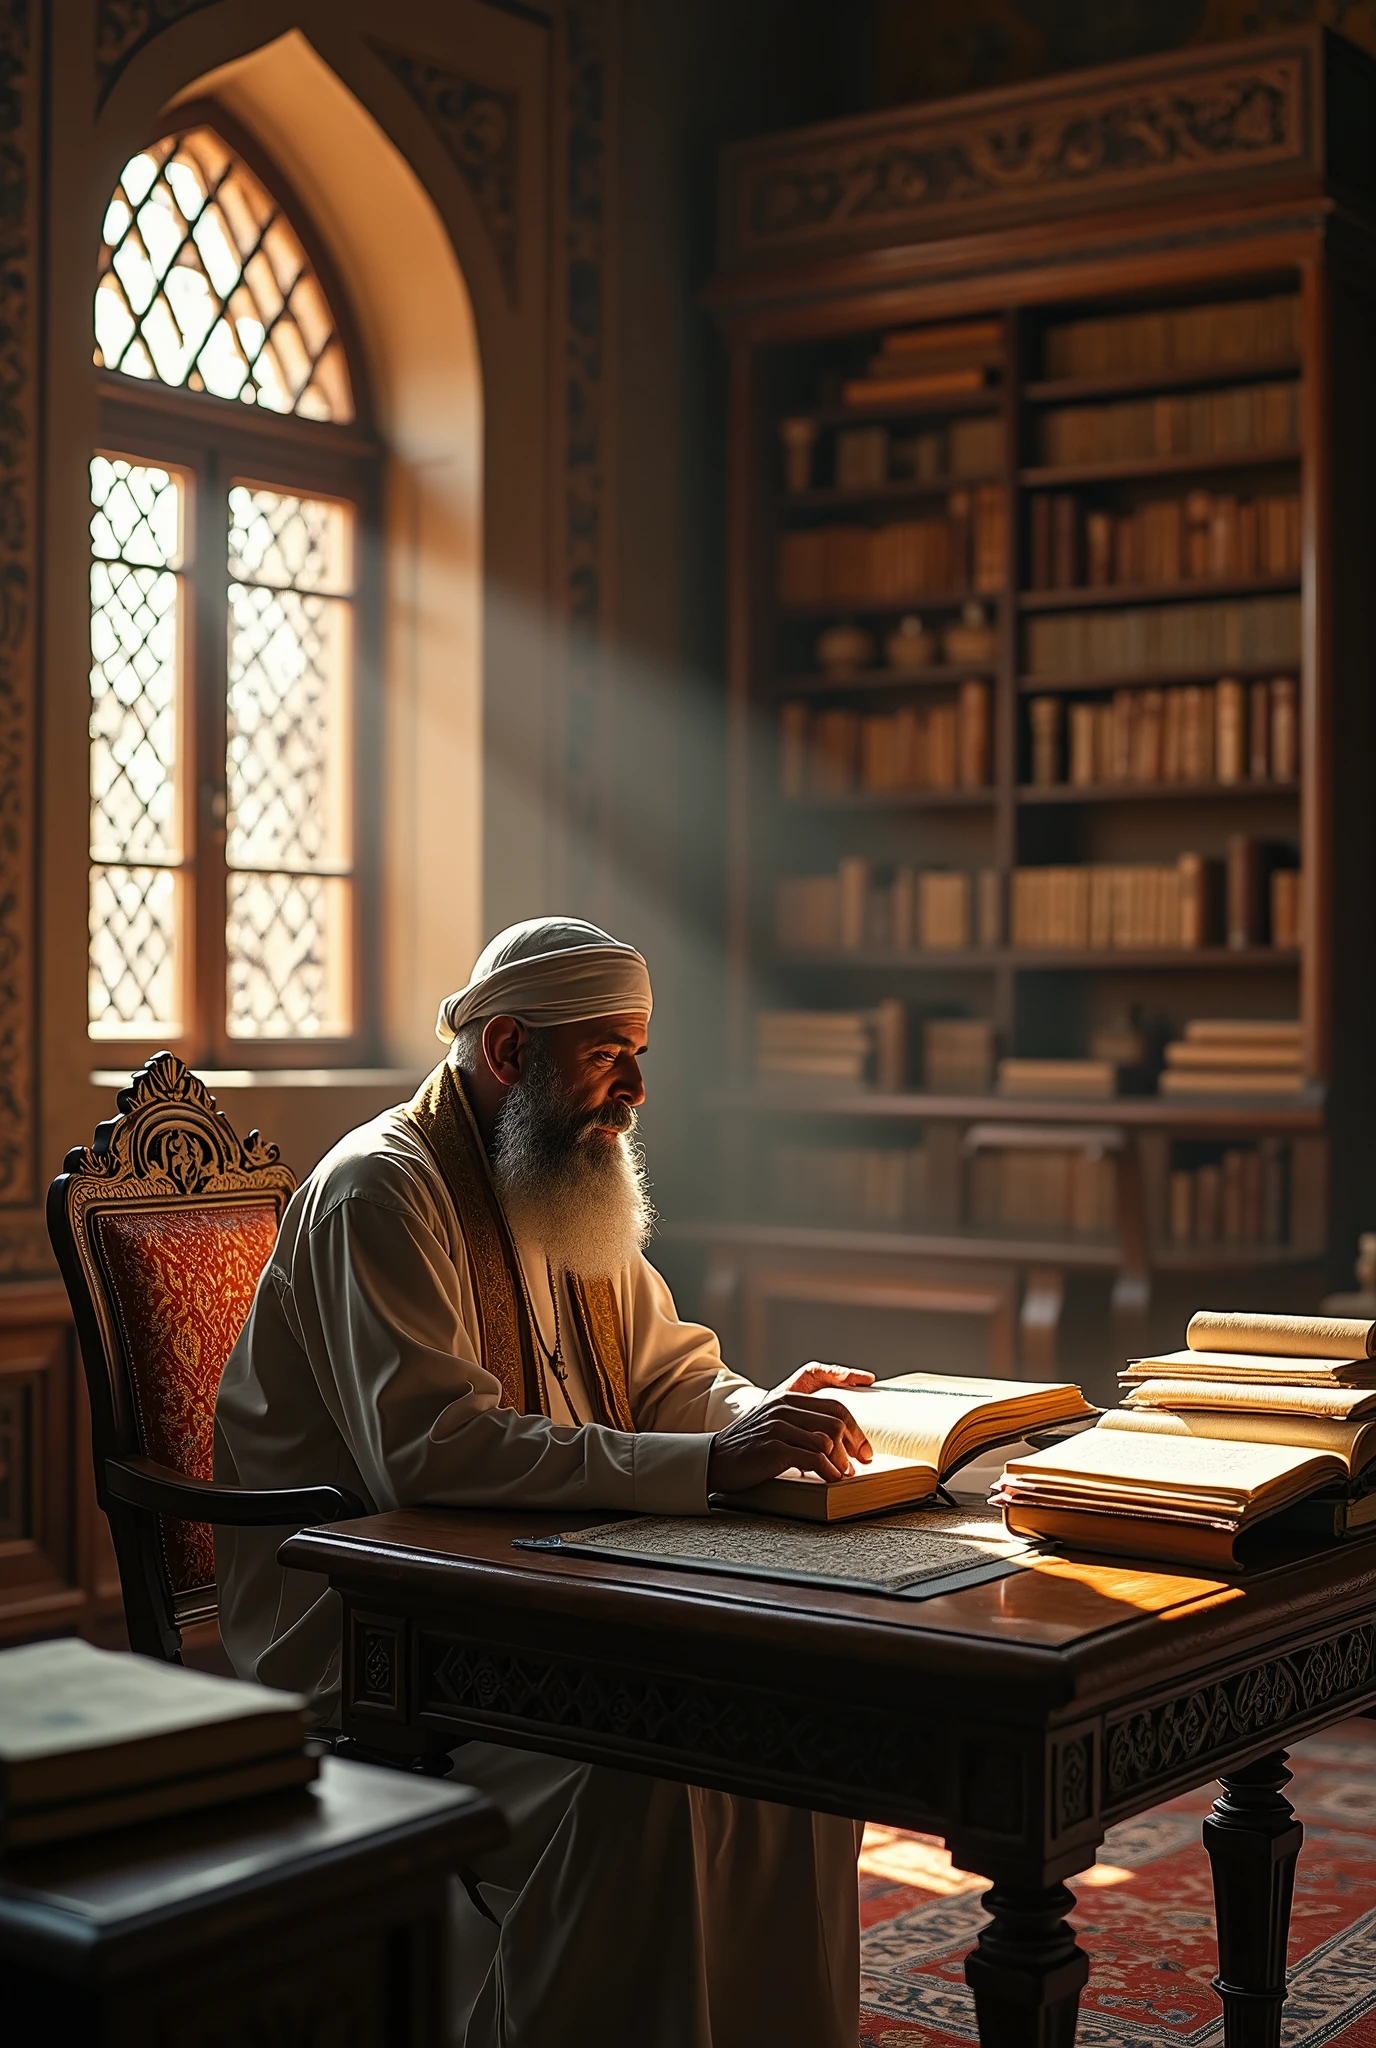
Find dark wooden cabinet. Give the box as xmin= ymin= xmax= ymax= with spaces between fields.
xmin=681 ymin=28 xmax=1376 ymax=1381
xmin=0 ymin=1280 xmax=124 ymax=1647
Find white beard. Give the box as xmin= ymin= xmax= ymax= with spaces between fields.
xmin=487 ymin=1037 xmax=654 ymax=1279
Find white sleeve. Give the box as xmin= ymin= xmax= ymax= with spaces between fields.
xmin=622 ymin=1254 xmax=767 ymax=1434
xmin=293 ymin=1193 xmax=715 ymax=1515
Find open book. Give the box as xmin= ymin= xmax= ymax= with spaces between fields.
xmin=715 ymin=1373 xmax=1097 ymax=1523
xmin=992 ymin=1426 xmax=1346 ymax=1568
xmin=1108 ymin=1387 xmax=1376 ymax=1472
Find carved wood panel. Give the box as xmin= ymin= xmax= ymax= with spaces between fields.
xmin=720 ymin=40 xmax=1319 ymax=268
xmin=1104 ymin=1620 xmax=1376 ymax=1814
xmin=0 ymin=0 xmax=37 ymax=1210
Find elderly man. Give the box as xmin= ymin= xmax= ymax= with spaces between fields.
xmin=215 ymin=916 xmax=874 ymax=2048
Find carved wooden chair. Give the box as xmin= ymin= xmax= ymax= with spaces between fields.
xmin=47 ymin=1053 xmax=363 ymax=1664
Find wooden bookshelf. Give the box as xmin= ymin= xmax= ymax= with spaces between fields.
xmin=699 ymin=29 xmax=1376 ymax=1382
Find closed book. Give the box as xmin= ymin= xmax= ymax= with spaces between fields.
xmin=957 ymin=679 xmax=991 ymax=788
xmin=1226 ymin=834 xmax=1266 ymax=947
xmin=1051 ymin=494 xmax=1079 ymax=589
xmin=1165 ymin=1039 xmax=1302 ymax=1071
xmin=1271 ymin=867 xmax=1301 ymax=948
xmin=1159 ymin=1067 xmax=1303 ymax=1096
xmin=838 ymin=857 xmax=871 ymax=951
xmin=1030 ymin=495 xmax=1052 ymax=591
xmin=1249 ymin=679 xmax=1272 ymax=779
xmin=924 ymin=1018 xmax=995 ymax=1092
xmin=872 ymin=999 xmax=908 ymax=1090
xmin=1270 ymin=677 xmax=1298 ymax=780
xmin=1215 ymin=678 xmax=1245 ymax=784
xmin=997 ymin=1058 xmax=1116 ymax=1099
xmin=976 ymin=868 xmax=1003 ymax=947
xmin=1085 ymin=510 xmax=1113 ymax=589
xmin=1184 ymin=1017 xmax=1302 ymax=1047
xmin=1069 ymin=703 xmax=1096 ymax=786
xmin=841 ymin=366 xmax=986 ymax=407
xmin=0 ymin=1640 xmax=310 ymax=1841
xmin=879 ymin=319 xmax=1003 ymax=360
xmin=1029 ymin=696 xmax=1061 ymax=786
xmin=2 ymin=1749 xmax=318 ymax=1852
xmin=1169 ymin=1169 xmax=1195 ymax=1242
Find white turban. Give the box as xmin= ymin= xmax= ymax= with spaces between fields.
xmin=436 ymin=917 xmax=653 ymax=1043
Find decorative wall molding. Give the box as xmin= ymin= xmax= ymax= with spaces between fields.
xmin=369 ymin=42 xmax=519 ymax=306
xmin=720 ymin=42 xmax=1315 ymax=268
xmin=555 ymin=0 xmax=616 ymax=920
xmin=1105 ymin=1623 xmax=1375 ymax=1804
xmin=95 ymin=0 xmax=223 ymax=108
xmin=0 ymin=0 xmax=35 ymax=1211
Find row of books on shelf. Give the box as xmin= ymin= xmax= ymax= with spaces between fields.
xmin=775 ymin=846 xmax=1301 ymax=955
xmin=1010 ymin=846 xmax=1300 ymax=951
xmin=825 ymin=416 xmax=1005 ymax=491
xmin=1042 ymin=294 xmax=1298 ymax=379
xmin=753 ymin=1007 xmax=1305 ymax=1101
xmin=1028 ymin=489 xmax=1300 ymax=591
xmin=777 ymin=490 xmax=1007 ymax=605
xmin=1024 ymin=594 xmax=1300 ymax=678
xmin=994 ymin=1311 xmax=1376 ymax=1568
xmin=1028 ymin=675 xmax=1297 ymax=788
xmin=1037 ymin=379 xmax=1298 ymax=467
xmin=765 ymin=1138 xmax=1116 ymax=1236
xmin=1168 ymin=1144 xmax=1292 ymax=1246
xmin=780 ymin=685 xmax=991 ymax=795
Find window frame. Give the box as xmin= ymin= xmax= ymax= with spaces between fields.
xmin=90 ymin=105 xmax=384 ymax=1070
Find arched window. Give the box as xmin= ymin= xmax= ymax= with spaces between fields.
xmin=89 ymin=120 xmax=378 ymax=1059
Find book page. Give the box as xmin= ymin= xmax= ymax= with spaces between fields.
xmin=1125 ymin=1380 xmax=1376 ymax=1421
xmin=1103 ymin=1404 xmax=1370 ymax=1471
xmin=834 ymin=1375 xmax=1087 ymax=1471
xmin=1128 ymin=1348 xmax=1366 ymax=1378
xmin=1002 ymin=1426 xmax=1342 ymax=1502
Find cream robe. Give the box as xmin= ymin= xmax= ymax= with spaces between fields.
xmin=214 ymin=1101 xmax=861 ymax=2048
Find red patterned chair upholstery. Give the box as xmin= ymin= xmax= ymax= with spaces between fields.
xmin=47 ymin=1053 xmax=363 ymax=1662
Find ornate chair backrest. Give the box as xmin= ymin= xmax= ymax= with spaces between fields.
xmin=47 ymin=1054 xmax=295 ymax=1656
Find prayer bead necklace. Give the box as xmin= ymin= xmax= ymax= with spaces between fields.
xmin=516 ymin=1252 xmax=582 ymax=1425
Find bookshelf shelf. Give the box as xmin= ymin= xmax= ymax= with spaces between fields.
xmin=1023 ymin=357 xmax=1303 ymax=405
xmin=774 ymin=947 xmax=1299 ymax=971
xmin=780 ymin=589 xmax=1001 ymax=619
xmin=773 ymin=665 xmax=999 ymax=697
xmin=804 ymin=391 xmax=1004 ymax=429
xmin=705 ymin=31 xmax=1375 ymax=1374
xmin=1017 ymin=663 xmax=1295 ymax=694
xmin=703 ymin=1085 xmax=1326 ymax=1131
xmin=658 ymin=1217 xmax=1123 ymax=1270
xmin=786 ymin=787 xmax=996 ymax=812
xmin=1149 ymin=1242 xmax=1323 ymax=1271
xmin=1019 ymin=445 xmax=1301 ymax=488
xmin=1016 ymin=780 xmax=1299 ymax=805
xmin=778 ymin=477 xmax=1002 ymax=513
xmin=1019 ymin=573 xmax=1300 ymax=613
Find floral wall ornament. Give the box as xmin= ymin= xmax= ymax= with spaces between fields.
xmin=369 ymin=41 xmax=520 ymax=306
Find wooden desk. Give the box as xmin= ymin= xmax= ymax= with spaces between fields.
xmin=0 ymin=1756 xmax=503 ymax=2046
xmin=282 ymin=1509 xmax=1376 ymax=2048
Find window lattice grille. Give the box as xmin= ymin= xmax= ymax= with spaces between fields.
xmin=225 ymin=485 xmax=353 ymax=1038
xmin=94 ymin=129 xmax=354 ymax=423
xmin=88 ymin=456 xmax=185 ymax=1035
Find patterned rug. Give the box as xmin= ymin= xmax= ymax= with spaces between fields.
xmin=860 ymin=1715 xmax=1376 ymax=2048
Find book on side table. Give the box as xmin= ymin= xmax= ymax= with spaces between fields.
xmin=715 ymin=1372 xmax=1097 ymax=1523
xmin=0 ymin=1638 xmax=314 ymax=1851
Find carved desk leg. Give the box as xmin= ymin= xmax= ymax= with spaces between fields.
xmin=1202 ymin=1752 xmax=1303 ymax=2048
xmin=964 ymin=1883 xmax=1089 ymax=2048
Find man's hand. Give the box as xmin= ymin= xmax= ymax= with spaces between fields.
xmin=706 ymin=1362 xmax=876 ymax=1494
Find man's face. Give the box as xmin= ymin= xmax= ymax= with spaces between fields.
xmin=539 ymin=1012 xmax=648 ymax=1133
